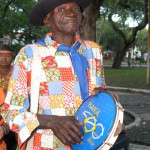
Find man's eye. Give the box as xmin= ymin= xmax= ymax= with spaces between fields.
xmin=58 ymin=8 xmax=65 ymax=12
xmin=6 ymin=56 xmax=12 ymax=59
xmin=74 ymin=7 xmax=80 ymax=12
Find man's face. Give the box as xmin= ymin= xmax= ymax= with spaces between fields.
xmin=45 ymin=2 xmax=82 ymax=35
xmin=0 ymin=51 xmax=13 ymax=67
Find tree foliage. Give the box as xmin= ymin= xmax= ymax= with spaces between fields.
xmin=0 ymin=0 xmax=148 ymax=68
xmin=99 ymin=0 xmax=148 ymax=68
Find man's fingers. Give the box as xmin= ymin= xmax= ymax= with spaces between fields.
xmin=114 ymin=122 xmax=122 ymax=137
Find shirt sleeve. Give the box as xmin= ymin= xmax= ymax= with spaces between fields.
xmin=3 ymin=46 xmax=39 ymax=147
xmin=83 ymin=41 xmax=106 ymax=90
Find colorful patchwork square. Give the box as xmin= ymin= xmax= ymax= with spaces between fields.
xmin=48 ymin=81 xmax=63 ymax=95
xmin=53 ymin=136 xmax=65 ymax=149
xmin=18 ymin=67 xmax=27 ymax=83
xmin=83 ymin=48 xmax=94 ymax=59
xmin=19 ymin=126 xmax=30 ymax=144
xmin=40 ymin=46 xmax=56 ymax=57
xmin=14 ymin=82 xmax=27 ymax=96
xmin=74 ymin=95 xmax=82 ymax=109
xmin=41 ymin=134 xmax=53 ymax=148
xmin=63 ymin=93 xmax=76 ymax=108
xmin=85 ymin=41 xmax=100 ymax=49
xmin=34 ymin=133 xmax=42 ymax=147
xmin=62 ymin=81 xmax=74 ymax=95
xmin=26 ymin=120 xmax=39 ymax=133
xmin=88 ymin=59 xmax=96 ymax=71
xmin=42 ymin=56 xmax=57 ymax=69
xmin=59 ymin=68 xmax=74 ymax=81
xmin=45 ymin=68 xmax=60 ymax=82
xmin=39 ymin=96 xmax=50 ymax=109
xmin=51 ymin=108 xmax=66 ymax=116
xmin=43 ymin=109 xmax=52 ymax=115
xmin=92 ymin=48 xmax=102 ymax=59
xmin=96 ymin=77 xmax=104 ymax=86
xmin=55 ymin=55 xmax=72 ymax=68
xmin=49 ymin=95 xmax=64 ymax=109
xmin=15 ymin=50 xmax=27 ymax=65
xmin=24 ymin=46 xmax=33 ymax=58
xmin=74 ymin=82 xmax=80 ymax=95
xmin=27 ymin=71 xmax=31 ymax=87
xmin=91 ymin=73 xmax=96 ymax=84
xmin=95 ymin=58 xmax=102 ymax=69
xmin=12 ymin=66 xmax=20 ymax=79
xmin=11 ymin=94 xmax=26 ymax=106
xmin=40 ymin=82 xmax=49 ymax=96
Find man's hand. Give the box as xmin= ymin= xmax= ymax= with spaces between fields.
xmin=91 ymin=87 xmax=106 ymax=96
xmin=91 ymin=87 xmax=119 ymax=101
xmin=38 ymin=115 xmax=83 ymax=146
xmin=114 ymin=121 xmax=122 ymax=137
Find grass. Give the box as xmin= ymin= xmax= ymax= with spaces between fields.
xmin=104 ymin=67 xmax=150 ymax=90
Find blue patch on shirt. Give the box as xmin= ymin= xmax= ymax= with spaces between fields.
xmin=20 ymin=123 xmax=26 ymax=130
xmin=43 ymin=109 xmax=52 ymax=115
xmin=19 ymin=108 xmax=26 ymax=113
xmin=48 ymin=81 xmax=63 ymax=95
xmin=74 ymin=82 xmax=81 ymax=95
xmin=96 ymin=77 xmax=104 ymax=86
xmin=24 ymin=46 xmax=33 ymax=58
xmin=83 ymin=48 xmax=94 ymax=59
xmin=12 ymin=66 xmax=20 ymax=79
xmin=23 ymin=97 xmax=30 ymax=110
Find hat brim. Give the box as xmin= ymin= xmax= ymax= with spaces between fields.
xmin=29 ymin=0 xmax=92 ymax=26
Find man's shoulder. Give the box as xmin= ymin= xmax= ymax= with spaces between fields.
xmin=81 ymin=40 xmax=101 ymax=49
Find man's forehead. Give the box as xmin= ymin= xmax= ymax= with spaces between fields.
xmin=0 ymin=50 xmax=13 ymax=55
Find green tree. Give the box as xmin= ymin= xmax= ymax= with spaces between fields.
xmin=102 ymin=0 xmax=148 ymax=68
xmin=135 ymin=29 xmax=148 ymax=58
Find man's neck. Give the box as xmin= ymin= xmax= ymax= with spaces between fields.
xmin=52 ymin=32 xmax=76 ymax=47
xmin=0 ymin=66 xmax=11 ymax=77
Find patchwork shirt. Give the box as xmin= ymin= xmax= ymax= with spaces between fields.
xmin=3 ymin=33 xmax=106 ymax=150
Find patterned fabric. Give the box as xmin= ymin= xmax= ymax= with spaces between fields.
xmin=0 ymin=67 xmax=12 ymax=117
xmin=0 ymin=68 xmax=12 ymax=94
xmin=3 ymin=33 xmax=106 ymax=150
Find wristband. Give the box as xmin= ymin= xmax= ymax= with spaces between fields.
xmin=1 ymin=125 xmax=7 ymax=135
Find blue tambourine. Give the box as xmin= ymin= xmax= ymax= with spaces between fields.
xmin=71 ymin=92 xmax=124 ymax=150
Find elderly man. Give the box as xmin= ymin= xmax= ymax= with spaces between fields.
xmin=3 ymin=0 xmax=121 ymax=149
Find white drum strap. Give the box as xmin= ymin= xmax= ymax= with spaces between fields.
xmin=30 ymin=44 xmax=41 ymax=114
xmin=26 ymin=44 xmax=41 ymax=150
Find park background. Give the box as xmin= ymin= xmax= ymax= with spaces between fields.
xmin=0 ymin=0 xmax=150 ymax=89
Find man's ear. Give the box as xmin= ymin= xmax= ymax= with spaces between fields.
xmin=43 ymin=16 xmax=51 ymax=27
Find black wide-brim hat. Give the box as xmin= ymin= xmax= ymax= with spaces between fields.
xmin=29 ymin=0 xmax=92 ymax=26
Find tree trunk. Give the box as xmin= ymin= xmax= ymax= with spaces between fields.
xmin=79 ymin=4 xmax=97 ymax=41
xmin=79 ymin=0 xmax=105 ymax=41
xmin=113 ymin=47 xmax=126 ymax=68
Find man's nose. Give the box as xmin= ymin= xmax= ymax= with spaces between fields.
xmin=66 ymin=9 xmax=76 ymax=17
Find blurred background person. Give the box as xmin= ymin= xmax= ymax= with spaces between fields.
xmin=0 ymin=43 xmax=17 ymax=150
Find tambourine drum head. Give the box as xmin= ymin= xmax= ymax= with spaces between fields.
xmin=71 ymin=92 xmax=117 ymax=150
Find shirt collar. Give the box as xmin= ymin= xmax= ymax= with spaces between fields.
xmin=36 ymin=33 xmax=81 ymax=50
